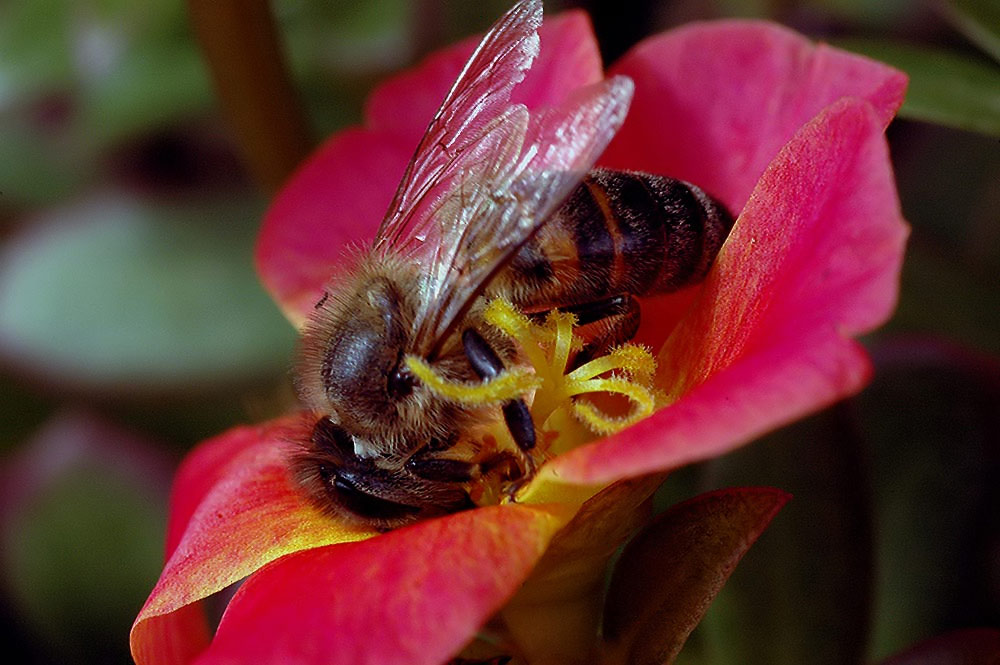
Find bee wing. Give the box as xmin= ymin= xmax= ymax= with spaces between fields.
xmin=412 ymin=75 xmax=635 ymax=356
xmin=372 ymin=0 xmax=542 ymax=256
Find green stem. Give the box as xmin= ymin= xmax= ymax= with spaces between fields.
xmin=187 ymin=0 xmax=314 ymax=194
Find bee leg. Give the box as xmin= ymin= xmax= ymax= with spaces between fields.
xmin=580 ymin=295 xmax=640 ymax=364
xmin=550 ymin=294 xmax=633 ymax=327
xmin=462 ymin=328 xmax=538 ymax=466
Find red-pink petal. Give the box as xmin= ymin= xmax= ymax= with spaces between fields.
xmin=130 ymin=603 xmax=211 ymax=665
xmin=165 ymin=417 xmax=294 ymax=557
xmin=255 ymin=129 xmax=410 ymax=324
xmin=546 ymin=329 xmax=871 ymax=485
xmin=662 ymin=97 xmax=907 ymax=393
xmin=196 ymin=504 xmax=570 ymax=665
xmin=602 ymin=21 xmax=906 ymax=215
xmin=258 ymin=12 xmax=603 ymax=324
xmin=547 ymin=97 xmax=907 ymax=485
xmin=132 ymin=416 xmax=376 ymax=665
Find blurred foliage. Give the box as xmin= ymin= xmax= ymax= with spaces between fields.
xmin=0 ymin=0 xmax=997 ymax=663
xmin=939 ymin=0 xmax=1000 ymax=62
xmin=859 ymin=345 xmax=999 ymax=657
xmin=1 ymin=412 xmax=170 ymax=665
xmin=838 ymin=38 xmax=1000 ymax=136
xmin=0 ymin=195 xmax=293 ymax=389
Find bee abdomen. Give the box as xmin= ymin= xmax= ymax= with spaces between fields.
xmin=595 ymin=168 xmax=733 ymax=294
xmin=505 ymin=167 xmax=734 ymax=308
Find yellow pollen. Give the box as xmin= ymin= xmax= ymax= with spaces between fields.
xmin=404 ymin=298 xmax=659 ymax=445
xmin=404 ymin=356 xmax=540 ymax=404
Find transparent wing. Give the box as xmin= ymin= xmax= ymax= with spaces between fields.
xmin=372 ymin=0 xmax=542 ymax=256
xmin=411 ymin=75 xmax=636 ymax=356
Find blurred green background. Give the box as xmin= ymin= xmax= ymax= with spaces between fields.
xmin=0 ymin=0 xmax=996 ymax=663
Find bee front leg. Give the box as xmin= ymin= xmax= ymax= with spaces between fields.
xmin=461 ymin=328 xmax=538 ymax=459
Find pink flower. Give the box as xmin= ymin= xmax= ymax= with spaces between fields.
xmin=131 ymin=8 xmax=907 ymax=665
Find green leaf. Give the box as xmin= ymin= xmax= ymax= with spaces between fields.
xmin=878 ymin=628 xmax=1000 ymax=664
xmin=0 ymin=122 xmax=87 ymax=207
xmin=0 ymin=194 xmax=295 ymax=391
xmin=600 ymin=487 xmax=790 ymax=665
xmin=836 ymin=38 xmax=1000 ymax=136
xmin=939 ymin=0 xmax=1000 ymax=64
xmin=808 ymin=0 xmax=915 ymax=26
xmin=0 ymin=374 xmax=54 ymax=451
xmin=0 ymin=0 xmax=76 ymax=98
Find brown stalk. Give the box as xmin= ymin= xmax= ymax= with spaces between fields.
xmin=187 ymin=0 xmax=314 ymax=194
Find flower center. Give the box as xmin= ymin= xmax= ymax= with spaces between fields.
xmin=404 ymin=298 xmax=660 ymax=501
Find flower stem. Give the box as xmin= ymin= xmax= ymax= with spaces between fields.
xmin=187 ymin=0 xmax=314 ymax=193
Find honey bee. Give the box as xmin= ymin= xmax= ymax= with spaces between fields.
xmin=293 ymin=0 xmax=733 ymax=529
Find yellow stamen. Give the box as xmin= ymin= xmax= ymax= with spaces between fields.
xmin=547 ymin=310 xmax=578 ymax=373
xmin=408 ymin=297 xmax=659 ymax=443
xmin=482 ymin=299 xmax=550 ymax=371
xmin=568 ymin=345 xmax=655 ymax=383
xmin=571 ymin=378 xmax=657 ymax=434
xmin=404 ymin=355 xmax=540 ymax=405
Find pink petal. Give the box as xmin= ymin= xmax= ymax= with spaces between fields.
xmin=133 ymin=420 xmax=296 ymax=665
xmin=130 ymin=603 xmax=211 ymax=665
xmin=258 ymin=11 xmax=603 ymax=324
xmin=662 ymin=96 xmax=908 ymax=393
xmin=602 ymin=20 xmax=907 ymax=216
xmin=196 ymin=504 xmax=570 ymax=665
xmin=132 ymin=416 xmax=376 ymax=665
xmin=255 ymin=129 xmax=410 ymax=324
xmin=546 ymin=97 xmax=907 ymax=485
xmin=165 ymin=418 xmax=296 ymax=557
xmin=544 ymin=330 xmax=871 ymax=485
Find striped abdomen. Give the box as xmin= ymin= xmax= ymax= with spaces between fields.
xmin=497 ymin=167 xmax=735 ymax=310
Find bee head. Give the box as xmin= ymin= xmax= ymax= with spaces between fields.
xmin=296 ymin=270 xmax=413 ymax=431
xmin=295 ymin=262 xmax=469 ymax=453
xmin=323 ymin=274 xmax=412 ymax=395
